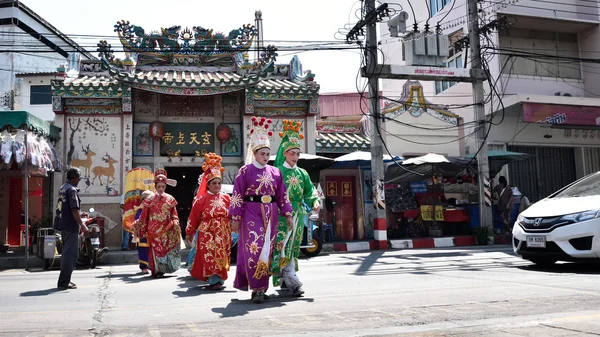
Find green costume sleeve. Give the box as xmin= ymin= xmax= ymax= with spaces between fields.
xmin=301 ymin=168 xmax=320 ymax=208
xmin=274 ymin=135 xmax=289 ymax=168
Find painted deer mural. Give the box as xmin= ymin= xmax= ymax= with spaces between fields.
xmin=91 ymin=153 xmax=118 ymax=186
xmin=71 ymin=144 xmax=96 ymax=176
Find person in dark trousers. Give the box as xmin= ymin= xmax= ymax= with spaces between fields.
xmin=56 ymin=168 xmax=88 ymax=290
xmin=493 ymin=176 xmax=514 ymax=234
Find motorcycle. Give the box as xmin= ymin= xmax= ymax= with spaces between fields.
xmin=300 ymin=202 xmax=325 ymax=257
xmin=78 ymin=208 xmax=108 ymax=269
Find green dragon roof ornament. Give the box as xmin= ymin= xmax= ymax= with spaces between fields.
xmin=113 ymin=20 xmax=266 ymax=67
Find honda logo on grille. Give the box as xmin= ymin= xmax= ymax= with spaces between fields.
xmin=534 ymin=218 xmax=542 ymax=226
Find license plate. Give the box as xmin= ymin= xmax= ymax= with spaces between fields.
xmin=91 ymin=238 xmax=100 ymax=245
xmin=526 ymin=236 xmax=546 ymax=248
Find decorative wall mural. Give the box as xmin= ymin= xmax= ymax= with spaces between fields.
xmin=66 ymin=116 xmax=122 ymax=195
xmin=160 ymin=95 xmax=214 ymax=117
xmin=222 ymin=166 xmax=239 ymax=185
xmin=221 ymin=92 xmax=243 ymax=117
xmin=133 ymin=89 xmax=159 ymax=117
xmin=220 ymin=123 xmax=241 ymax=157
xmin=133 ymin=123 xmax=153 ymax=156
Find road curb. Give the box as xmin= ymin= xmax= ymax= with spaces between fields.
xmin=1 ymin=235 xmax=513 ymax=269
xmin=324 ymin=235 xmax=512 ymax=252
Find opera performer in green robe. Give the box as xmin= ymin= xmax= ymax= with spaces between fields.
xmin=271 ymin=120 xmax=320 ymax=297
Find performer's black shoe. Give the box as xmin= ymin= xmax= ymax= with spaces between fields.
xmin=292 ymin=287 xmax=305 ymax=297
xmin=98 ymin=247 xmax=108 ymax=260
xmin=252 ymin=291 xmax=266 ymax=304
xmin=281 ymin=281 xmax=288 ymax=290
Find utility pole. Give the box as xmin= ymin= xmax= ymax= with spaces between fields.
xmin=365 ymin=0 xmax=387 ymax=250
xmin=468 ymin=0 xmax=493 ymax=231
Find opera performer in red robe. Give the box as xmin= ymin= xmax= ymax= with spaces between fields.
xmin=138 ymin=169 xmax=182 ymax=278
xmin=185 ymin=153 xmax=232 ymax=290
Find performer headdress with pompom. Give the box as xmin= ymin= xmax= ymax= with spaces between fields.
xmin=196 ymin=153 xmax=226 ymax=199
xmin=142 ymin=168 xmax=177 ymax=187
xmin=245 ymin=116 xmax=273 ymax=165
xmin=274 ymin=120 xmax=304 ymax=167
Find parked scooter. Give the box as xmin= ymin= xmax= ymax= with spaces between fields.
xmin=78 ymin=208 xmax=108 ymax=269
xmin=300 ymin=202 xmax=324 ymax=257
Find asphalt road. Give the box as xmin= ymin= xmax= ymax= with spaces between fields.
xmin=2 ymin=246 xmax=600 ymax=336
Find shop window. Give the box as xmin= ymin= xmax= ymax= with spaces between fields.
xmin=30 ymin=85 xmax=52 ymax=105
xmin=435 ymin=53 xmax=463 ymax=94
xmin=499 ymin=28 xmax=581 ymax=79
xmin=429 ymin=0 xmax=452 ymax=17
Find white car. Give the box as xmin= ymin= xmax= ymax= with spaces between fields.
xmin=512 ymin=171 xmax=600 ymax=267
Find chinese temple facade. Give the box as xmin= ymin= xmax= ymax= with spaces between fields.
xmin=50 ymin=14 xmax=319 ymax=247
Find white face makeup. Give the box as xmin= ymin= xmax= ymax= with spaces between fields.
xmin=254 ymin=147 xmax=271 ymax=165
xmin=284 ymin=148 xmax=300 ymax=166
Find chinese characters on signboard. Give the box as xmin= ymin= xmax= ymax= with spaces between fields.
xmin=159 ymin=123 xmax=215 ymax=156
xmin=563 ymin=129 xmax=600 ymax=139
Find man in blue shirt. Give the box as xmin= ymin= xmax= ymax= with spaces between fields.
xmin=56 ymin=168 xmax=88 ymax=290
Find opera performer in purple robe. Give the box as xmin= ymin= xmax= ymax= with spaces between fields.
xmin=230 ymin=117 xmax=293 ymax=304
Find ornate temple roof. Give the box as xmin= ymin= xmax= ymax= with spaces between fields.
xmin=382 ymin=80 xmax=459 ymax=126
xmin=52 ymin=20 xmax=319 ymax=98
xmin=315 ymin=120 xmax=370 ymax=154
xmin=52 ymin=75 xmax=128 ymax=98
xmin=316 ymin=132 xmax=371 ymax=153
xmin=251 ymin=78 xmax=319 ymax=95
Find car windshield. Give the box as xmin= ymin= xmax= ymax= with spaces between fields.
xmin=552 ymin=172 xmax=600 ymax=199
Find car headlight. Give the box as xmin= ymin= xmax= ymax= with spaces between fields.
xmin=517 ymin=214 xmax=525 ymax=223
xmin=561 ymin=209 xmax=600 ymax=223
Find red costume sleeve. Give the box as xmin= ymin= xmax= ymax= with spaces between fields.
xmin=186 ymin=195 xmax=204 ymax=236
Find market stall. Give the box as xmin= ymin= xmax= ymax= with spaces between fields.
xmin=0 ymin=111 xmax=62 ymax=269
xmin=385 ymin=152 xmax=531 ymax=239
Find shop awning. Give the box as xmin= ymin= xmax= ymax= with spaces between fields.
xmin=330 ymin=151 xmax=401 ymax=169
xmin=268 ymin=153 xmax=334 ymax=181
xmin=0 ymin=110 xmax=61 ymax=140
xmin=466 ymin=150 xmax=532 ymax=165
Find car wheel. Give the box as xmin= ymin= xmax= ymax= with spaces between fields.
xmin=301 ymin=229 xmax=322 ymax=257
xmin=528 ymin=258 xmax=557 ymax=268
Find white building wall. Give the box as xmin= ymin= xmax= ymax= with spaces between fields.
xmin=381 ymin=0 xmax=600 ymax=155
xmin=0 ymin=5 xmax=92 ymax=109
xmin=14 ymin=75 xmax=57 ymax=121
xmin=381 ymin=111 xmax=462 ymax=156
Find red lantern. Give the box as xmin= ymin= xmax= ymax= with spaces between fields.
xmin=149 ymin=121 xmax=164 ymax=141
xmin=216 ymin=123 xmax=231 ymax=143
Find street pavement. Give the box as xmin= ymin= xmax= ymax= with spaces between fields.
xmin=2 ymin=246 xmax=600 ymax=336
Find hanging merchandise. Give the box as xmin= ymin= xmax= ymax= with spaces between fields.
xmin=12 ymin=130 xmax=26 ymax=166
xmin=1 ymin=130 xmax=13 ymax=168
xmin=27 ymin=132 xmax=38 ymax=168
xmin=41 ymin=138 xmax=53 ymax=171
xmin=49 ymin=142 xmax=61 ymax=172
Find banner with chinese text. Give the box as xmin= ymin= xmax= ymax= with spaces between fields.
xmin=159 ymin=123 xmax=215 ymax=156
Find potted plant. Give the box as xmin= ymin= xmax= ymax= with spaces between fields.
xmin=475 ymin=226 xmax=493 ymax=245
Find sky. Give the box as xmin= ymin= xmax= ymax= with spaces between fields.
xmin=23 ymin=0 xmax=369 ymax=93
